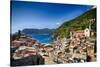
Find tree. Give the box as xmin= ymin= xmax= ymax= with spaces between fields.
xmin=18 ymin=30 xmax=21 ymax=37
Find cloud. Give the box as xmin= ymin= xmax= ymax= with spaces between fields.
xmin=56 ymin=23 xmax=60 ymax=25
xmin=92 ymin=5 xmax=97 ymax=9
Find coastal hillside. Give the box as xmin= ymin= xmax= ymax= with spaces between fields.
xmin=53 ymin=8 xmax=96 ymax=39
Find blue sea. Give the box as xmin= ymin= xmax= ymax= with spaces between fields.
xmin=27 ymin=34 xmax=53 ymax=43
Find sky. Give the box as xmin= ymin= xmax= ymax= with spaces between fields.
xmin=11 ymin=1 xmax=93 ymax=33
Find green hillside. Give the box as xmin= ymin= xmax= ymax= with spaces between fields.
xmin=53 ymin=8 xmax=96 ymax=39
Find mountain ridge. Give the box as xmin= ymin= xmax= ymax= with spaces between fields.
xmin=22 ymin=28 xmax=55 ymax=35
xmin=53 ymin=8 xmax=96 ymax=39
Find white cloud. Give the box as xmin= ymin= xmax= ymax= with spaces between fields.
xmin=56 ymin=22 xmax=60 ymax=25
xmin=92 ymin=5 xmax=97 ymax=9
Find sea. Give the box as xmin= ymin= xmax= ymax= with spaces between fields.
xmin=27 ymin=34 xmax=53 ymax=43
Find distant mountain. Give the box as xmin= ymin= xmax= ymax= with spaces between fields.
xmin=53 ymin=8 xmax=96 ymax=39
xmin=22 ymin=28 xmax=55 ymax=35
